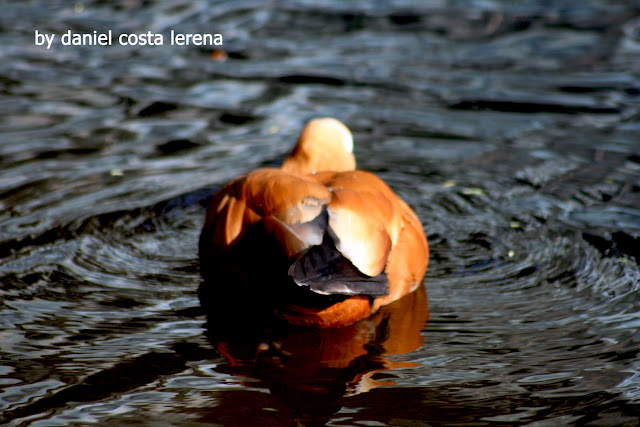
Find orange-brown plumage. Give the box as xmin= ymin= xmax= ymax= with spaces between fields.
xmin=199 ymin=118 xmax=429 ymax=328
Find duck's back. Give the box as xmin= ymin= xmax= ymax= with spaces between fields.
xmin=198 ymin=118 xmax=428 ymax=328
xmin=199 ymin=168 xmax=427 ymax=327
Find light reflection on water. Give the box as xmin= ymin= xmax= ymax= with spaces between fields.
xmin=2 ymin=0 xmax=640 ymax=425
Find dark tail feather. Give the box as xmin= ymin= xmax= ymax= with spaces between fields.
xmin=288 ymin=243 xmax=389 ymax=297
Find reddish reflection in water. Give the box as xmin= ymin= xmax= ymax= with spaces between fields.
xmin=204 ymin=285 xmax=429 ymax=423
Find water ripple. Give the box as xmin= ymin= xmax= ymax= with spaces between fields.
xmin=2 ymin=0 xmax=640 ymax=425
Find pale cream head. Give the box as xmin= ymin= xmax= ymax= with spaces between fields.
xmin=281 ymin=118 xmax=356 ymax=174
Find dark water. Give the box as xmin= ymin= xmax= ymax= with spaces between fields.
xmin=2 ymin=0 xmax=640 ymax=425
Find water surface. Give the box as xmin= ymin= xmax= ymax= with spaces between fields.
xmin=1 ymin=1 xmax=640 ymax=425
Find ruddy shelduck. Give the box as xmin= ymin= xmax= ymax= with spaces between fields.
xmin=199 ymin=118 xmax=428 ymax=328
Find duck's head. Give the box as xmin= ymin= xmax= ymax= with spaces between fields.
xmin=282 ymin=118 xmax=356 ymax=174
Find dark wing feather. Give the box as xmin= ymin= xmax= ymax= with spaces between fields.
xmin=288 ymin=243 xmax=389 ymax=297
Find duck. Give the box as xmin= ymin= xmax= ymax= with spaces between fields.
xmin=199 ymin=118 xmax=428 ymax=328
